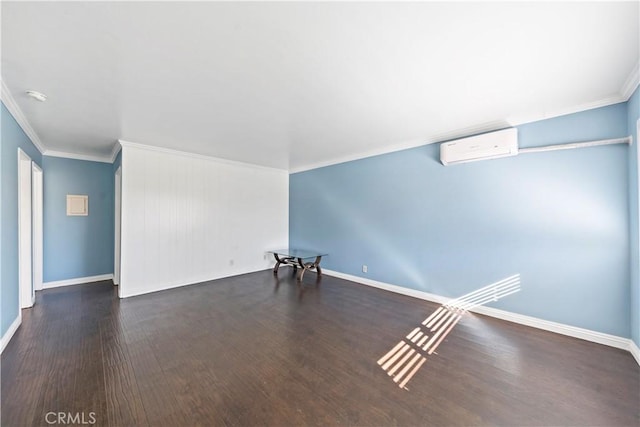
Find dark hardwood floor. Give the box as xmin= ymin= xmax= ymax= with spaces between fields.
xmin=2 ymin=269 xmax=639 ymax=426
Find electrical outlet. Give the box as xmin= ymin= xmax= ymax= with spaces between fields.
xmin=362 ymin=265 xmax=368 ymax=273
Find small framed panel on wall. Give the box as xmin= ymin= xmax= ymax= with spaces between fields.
xmin=67 ymin=195 xmax=88 ymax=216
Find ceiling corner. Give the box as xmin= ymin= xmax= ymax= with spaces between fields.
xmin=621 ymin=60 xmax=640 ymax=100
xmin=0 ymin=78 xmax=47 ymax=155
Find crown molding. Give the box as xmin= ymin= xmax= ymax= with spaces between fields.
xmin=291 ymin=94 xmax=630 ymax=174
xmin=0 ymin=79 xmax=46 ymax=154
xmin=109 ymin=141 xmax=122 ymax=163
xmin=4 ymin=58 xmax=638 ymax=173
xmin=291 ymin=65 xmax=639 ymax=174
xmin=620 ymin=60 xmax=640 ymax=101
xmin=118 ymin=139 xmax=288 ymax=174
xmin=1 ymin=76 xmax=120 ymax=164
xmin=43 ymin=150 xmax=113 ymax=164
xmin=289 ymin=138 xmax=430 ymax=174
xmin=506 ymin=94 xmax=628 ymax=127
xmin=289 ymin=121 xmax=514 ymax=174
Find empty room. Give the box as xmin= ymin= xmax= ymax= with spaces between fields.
xmin=1 ymin=1 xmax=639 ymax=426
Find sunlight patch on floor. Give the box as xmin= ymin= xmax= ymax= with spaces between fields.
xmin=377 ymin=274 xmax=521 ymax=390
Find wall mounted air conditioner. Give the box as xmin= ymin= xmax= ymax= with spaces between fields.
xmin=440 ymin=128 xmax=518 ymax=166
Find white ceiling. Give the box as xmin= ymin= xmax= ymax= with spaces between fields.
xmin=2 ymin=2 xmax=638 ymax=171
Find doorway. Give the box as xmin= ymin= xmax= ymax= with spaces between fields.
xmin=17 ymin=150 xmax=43 ymax=308
xmin=17 ymin=149 xmax=33 ymax=308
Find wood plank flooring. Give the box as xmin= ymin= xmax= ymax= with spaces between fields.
xmin=2 ymin=269 xmax=639 ymax=426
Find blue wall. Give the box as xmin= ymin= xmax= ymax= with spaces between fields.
xmin=1 ymin=102 xmax=43 ymax=338
xmin=42 ymin=157 xmax=114 ymax=282
xmin=628 ymin=86 xmax=640 ymax=347
xmin=291 ymin=102 xmax=631 ymax=337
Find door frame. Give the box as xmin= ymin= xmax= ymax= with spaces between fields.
xmin=32 ymin=163 xmax=43 ymax=292
xmin=17 ymin=148 xmax=34 ymax=308
xmin=114 ymin=166 xmax=122 ymax=289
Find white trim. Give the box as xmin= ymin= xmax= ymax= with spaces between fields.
xmin=43 ymin=150 xmax=113 ymax=164
xmin=290 ymin=137 xmax=441 ymax=174
xmin=18 ymin=148 xmax=34 ymax=309
xmin=120 ymin=267 xmax=269 ymax=299
xmin=2 ymin=76 xmax=634 ymax=174
xmin=114 ymin=166 xmax=122 ymax=287
xmin=324 ymin=269 xmax=636 ymax=358
xmin=290 ymin=121 xmax=512 ymax=174
xmin=324 ymin=268 xmax=449 ymax=304
xmin=0 ymin=79 xmax=117 ymax=164
xmin=469 ymin=303 xmax=630 ymax=350
xmin=290 ymin=94 xmax=630 ymax=174
xmin=119 ymin=139 xmax=289 ymax=174
xmin=0 ymin=79 xmax=46 ymax=154
xmin=1 ymin=314 xmax=22 ymax=354
xmin=630 ymin=340 xmax=640 ymax=366
xmin=32 ymin=163 xmax=43 ymax=292
xmin=635 ymin=119 xmax=640 ymax=366
xmin=506 ymin=95 xmax=628 ymax=128
xmin=43 ymin=274 xmax=113 ymax=289
xmin=620 ymin=59 xmax=640 ymax=101
xmin=109 ymin=141 xmax=122 ymax=163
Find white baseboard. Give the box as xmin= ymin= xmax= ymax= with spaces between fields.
xmin=469 ymin=303 xmax=630 ymax=350
xmin=325 ymin=269 xmax=449 ymax=305
xmin=119 ymin=266 xmax=271 ymax=298
xmin=630 ymin=340 xmax=640 ymax=365
xmin=324 ymin=269 xmax=638 ymax=362
xmin=43 ymin=274 xmax=114 ymax=289
xmin=1 ymin=313 xmax=22 ymax=354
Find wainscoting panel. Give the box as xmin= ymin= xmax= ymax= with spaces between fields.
xmin=119 ymin=142 xmax=288 ymax=298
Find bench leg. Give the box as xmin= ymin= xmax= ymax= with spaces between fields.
xmin=296 ymin=256 xmax=323 ymax=282
xmin=273 ymin=255 xmax=295 ymax=275
xmin=273 ymin=254 xmax=283 ymax=274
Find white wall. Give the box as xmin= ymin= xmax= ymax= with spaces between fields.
xmin=119 ymin=142 xmax=288 ymax=298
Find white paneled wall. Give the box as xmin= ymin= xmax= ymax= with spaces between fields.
xmin=119 ymin=142 xmax=288 ymax=298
